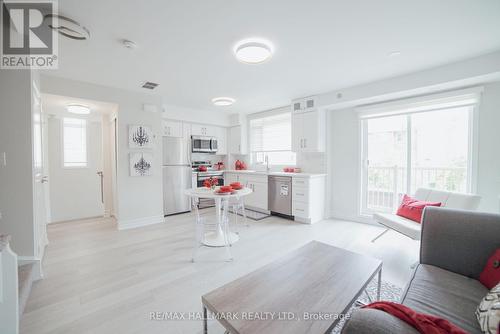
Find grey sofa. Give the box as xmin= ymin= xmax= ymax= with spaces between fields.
xmin=343 ymin=207 xmax=500 ymax=334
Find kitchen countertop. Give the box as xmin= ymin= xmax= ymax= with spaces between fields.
xmin=223 ymin=170 xmax=326 ymax=178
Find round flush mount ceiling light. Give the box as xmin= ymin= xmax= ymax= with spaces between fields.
xmin=234 ymin=38 xmax=274 ymax=64
xmin=45 ymin=14 xmax=90 ymax=40
xmin=67 ymin=104 xmax=91 ymax=115
xmin=212 ymin=97 xmax=235 ymax=106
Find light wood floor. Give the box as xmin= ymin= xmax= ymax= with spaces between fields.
xmin=21 ymin=211 xmax=418 ymax=334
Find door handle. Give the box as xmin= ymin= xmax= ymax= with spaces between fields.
xmin=41 ymin=176 xmax=49 ymax=183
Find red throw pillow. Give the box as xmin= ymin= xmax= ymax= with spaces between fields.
xmin=479 ymin=248 xmax=500 ymax=289
xmin=364 ymin=301 xmax=467 ymax=334
xmin=396 ymin=194 xmax=442 ymax=223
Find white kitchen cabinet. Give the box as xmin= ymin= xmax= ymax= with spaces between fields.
xmin=240 ymin=174 xmax=268 ymax=211
xmin=224 ymin=172 xmax=239 ymax=186
xmin=215 ymin=126 xmax=227 ymax=155
xmin=224 ymin=173 xmax=268 ymax=212
xmin=229 ymin=125 xmax=247 ymax=155
xmin=162 ymin=119 xmax=183 ymax=137
xmin=291 ymin=110 xmax=326 ymax=153
xmin=245 ymin=181 xmax=268 ymax=211
xmin=292 ymin=176 xmax=326 ymax=224
xmin=191 ymin=124 xmax=216 ymax=137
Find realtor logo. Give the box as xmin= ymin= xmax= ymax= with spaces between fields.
xmin=1 ymin=0 xmax=58 ymax=69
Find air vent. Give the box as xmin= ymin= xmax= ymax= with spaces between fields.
xmin=141 ymin=82 xmax=159 ymax=90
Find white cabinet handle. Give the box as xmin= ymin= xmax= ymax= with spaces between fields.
xmin=304 ymin=138 xmax=307 ymax=148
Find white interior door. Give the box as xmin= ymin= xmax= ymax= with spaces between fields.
xmin=47 ymin=117 xmax=104 ymax=222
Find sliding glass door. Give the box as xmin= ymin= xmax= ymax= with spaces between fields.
xmin=361 ymin=106 xmax=473 ymax=214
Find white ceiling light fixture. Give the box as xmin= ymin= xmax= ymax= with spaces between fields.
xmin=123 ymin=39 xmax=138 ymax=49
xmin=67 ymin=104 xmax=91 ymax=115
xmin=45 ymin=14 xmax=90 ymax=40
xmin=389 ymin=51 xmax=402 ymax=57
xmin=234 ymin=38 xmax=274 ymax=64
xmin=212 ymin=97 xmax=235 ymax=106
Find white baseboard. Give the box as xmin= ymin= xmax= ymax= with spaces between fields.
xmin=118 ymin=215 xmax=165 ymax=230
xmin=294 ymin=216 xmax=312 ymax=224
xmin=17 ymin=256 xmax=43 ymax=280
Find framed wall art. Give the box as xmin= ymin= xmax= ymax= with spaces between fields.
xmin=129 ymin=125 xmax=152 ymax=148
xmin=130 ymin=152 xmax=153 ymax=176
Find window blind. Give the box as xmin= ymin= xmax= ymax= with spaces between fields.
xmin=63 ymin=118 xmax=87 ymax=167
xmin=250 ymin=112 xmax=292 ymax=152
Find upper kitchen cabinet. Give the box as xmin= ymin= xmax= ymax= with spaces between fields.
xmin=291 ymin=109 xmax=326 ymax=153
xmin=229 ymin=125 xmax=247 ymax=155
xmin=215 ymin=126 xmax=227 ymax=155
xmin=191 ymin=124 xmax=216 ymax=137
xmin=162 ymin=119 xmax=183 ymax=137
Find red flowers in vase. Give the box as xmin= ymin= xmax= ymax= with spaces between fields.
xmin=203 ymin=177 xmax=219 ymax=189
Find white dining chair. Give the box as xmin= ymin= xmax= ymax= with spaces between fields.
xmin=191 ymin=197 xmax=233 ymax=262
xmin=229 ymin=195 xmax=248 ymax=234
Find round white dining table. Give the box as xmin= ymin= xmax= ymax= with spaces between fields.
xmin=184 ymin=187 xmax=252 ymax=247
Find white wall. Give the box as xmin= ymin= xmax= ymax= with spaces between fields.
xmin=328 ymin=107 xmax=364 ymax=222
xmin=327 ymin=82 xmax=500 ymax=222
xmin=0 ymin=70 xmax=36 ymax=256
xmin=41 ymin=75 xmax=164 ymax=229
xmin=475 ymin=82 xmax=500 ymax=212
xmin=101 ymin=114 xmax=116 ymax=217
xmin=47 ymin=117 xmax=104 ymax=222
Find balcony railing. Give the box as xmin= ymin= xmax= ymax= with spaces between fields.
xmin=366 ymin=166 xmax=467 ymax=212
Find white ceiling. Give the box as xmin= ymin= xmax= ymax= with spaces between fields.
xmin=44 ymin=0 xmax=500 ymax=114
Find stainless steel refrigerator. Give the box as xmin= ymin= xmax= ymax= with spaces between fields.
xmin=162 ymin=137 xmax=192 ymax=216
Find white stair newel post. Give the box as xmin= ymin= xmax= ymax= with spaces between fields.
xmin=0 ymin=235 xmax=19 ymax=334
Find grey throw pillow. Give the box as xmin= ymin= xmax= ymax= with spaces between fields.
xmin=476 ymin=282 xmax=500 ymax=334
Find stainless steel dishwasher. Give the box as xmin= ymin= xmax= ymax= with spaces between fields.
xmin=268 ymin=176 xmax=293 ymax=218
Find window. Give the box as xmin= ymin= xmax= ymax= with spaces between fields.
xmin=360 ymin=90 xmax=478 ymax=214
xmin=63 ymin=118 xmax=87 ymax=168
xmin=250 ymin=112 xmax=296 ymax=166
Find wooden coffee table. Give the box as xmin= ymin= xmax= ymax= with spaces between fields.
xmin=201 ymin=241 xmax=382 ymax=334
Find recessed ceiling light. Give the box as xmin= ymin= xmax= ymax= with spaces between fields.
xmin=212 ymin=97 xmax=235 ymax=106
xmin=67 ymin=104 xmax=91 ymax=115
xmin=234 ymin=38 xmax=274 ymax=64
xmin=389 ymin=51 xmax=401 ymax=57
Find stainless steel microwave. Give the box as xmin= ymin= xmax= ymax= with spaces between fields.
xmin=192 ymin=136 xmax=217 ymax=153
